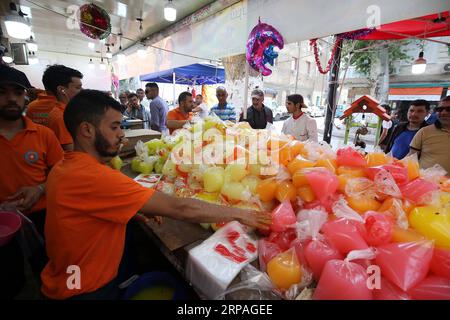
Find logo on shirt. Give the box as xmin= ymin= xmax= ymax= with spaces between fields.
xmin=24 ymin=151 xmax=39 ymax=164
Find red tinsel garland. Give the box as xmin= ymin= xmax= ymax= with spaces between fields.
xmin=310 ymin=38 xmax=341 ymax=74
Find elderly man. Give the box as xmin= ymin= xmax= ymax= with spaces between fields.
xmin=239 ymin=88 xmax=273 ymax=129
xmin=209 ymin=86 xmax=236 ymax=122
xmin=118 ymin=91 xmax=128 ymax=113
xmin=409 ymin=96 xmax=450 ymax=173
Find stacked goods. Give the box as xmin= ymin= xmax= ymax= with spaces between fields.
xmin=125 ymin=114 xmax=450 ymax=300
xmin=256 ymin=146 xmax=450 ymax=300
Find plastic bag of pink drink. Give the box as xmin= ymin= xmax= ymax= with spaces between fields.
xmin=375 ymin=240 xmax=434 ymax=291
xmin=366 ymin=164 xmax=408 ymax=185
xmin=268 ymin=228 xmax=297 ymax=251
xmin=313 ymin=249 xmax=376 ymax=300
xmin=336 ymin=147 xmax=367 ymax=167
xmin=430 ymin=247 xmax=450 ymax=279
xmin=363 ymin=211 xmax=394 ymax=247
xmin=372 ymin=169 xmax=402 ymax=198
xmin=258 ymin=239 xmax=282 ymax=272
xmin=399 ymin=178 xmax=439 ymax=204
xmin=373 ymin=277 xmax=411 ymax=300
xmin=270 ymin=200 xmax=296 ymax=232
xmin=408 ymin=275 xmax=450 ymax=300
xmin=295 ymin=208 xmax=342 ymax=280
xmin=321 ymin=218 xmax=369 ymax=255
xmin=305 ymin=169 xmax=339 ymax=212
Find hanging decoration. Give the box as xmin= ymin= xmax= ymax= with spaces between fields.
xmin=246 ymin=18 xmax=284 ymax=76
xmin=79 ymin=3 xmax=111 ymax=40
xmin=310 ymin=28 xmax=375 ymax=74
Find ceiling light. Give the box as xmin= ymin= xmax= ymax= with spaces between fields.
xmin=137 ymin=47 xmax=147 ymax=58
xmin=164 ymin=0 xmax=177 ymax=22
xmin=106 ymin=47 xmax=112 ymax=59
xmin=88 ymin=42 xmax=95 ymax=50
xmin=4 ymin=2 xmax=32 ymax=39
xmin=26 ymin=36 xmax=38 ymax=52
xmin=88 ymin=58 xmax=95 ymax=69
xmin=99 ymin=58 xmax=106 ymax=70
xmin=117 ymin=2 xmax=127 ymax=18
xmin=412 ymin=51 xmax=427 ymax=75
xmin=117 ymin=53 xmax=126 ymax=61
xmin=2 ymin=54 xmax=13 ymax=64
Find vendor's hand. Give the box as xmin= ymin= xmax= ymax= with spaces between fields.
xmin=4 ymin=185 xmax=44 ymax=212
xmin=135 ymin=213 xmax=163 ymax=225
xmin=152 ymin=216 xmax=163 ymax=225
xmin=235 ymin=209 xmax=272 ymax=230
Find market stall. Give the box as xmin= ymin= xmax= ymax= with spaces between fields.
xmin=113 ymin=113 xmax=450 ymax=300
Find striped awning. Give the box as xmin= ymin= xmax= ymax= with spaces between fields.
xmin=388 ymin=87 xmax=443 ymax=101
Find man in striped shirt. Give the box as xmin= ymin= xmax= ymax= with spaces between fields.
xmin=210 ymin=86 xmax=236 ymax=122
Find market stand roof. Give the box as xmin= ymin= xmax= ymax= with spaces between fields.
xmin=340 ymin=95 xmax=391 ymax=121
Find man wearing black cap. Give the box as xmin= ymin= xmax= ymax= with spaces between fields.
xmin=0 ymin=65 xmax=63 ymax=298
xmin=239 ymin=88 xmax=273 ymax=129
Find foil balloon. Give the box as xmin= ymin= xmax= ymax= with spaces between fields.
xmin=246 ymin=19 xmax=284 ymax=76
xmin=79 ymin=4 xmax=111 ymax=40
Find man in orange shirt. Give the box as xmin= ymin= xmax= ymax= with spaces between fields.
xmin=41 ymin=89 xmax=270 ymax=300
xmin=166 ymin=91 xmax=194 ymax=134
xmin=28 ymin=64 xmax=83 ymax=151
xmin=0 ymin=65 xmax=64 ymax=298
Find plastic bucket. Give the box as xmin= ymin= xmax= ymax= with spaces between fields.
xmin=0 ymin=211 xmax=22 ymax=247
xmin=122 ymin=271 xmax=187 ymax=300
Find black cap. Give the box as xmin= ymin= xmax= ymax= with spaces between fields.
xmin=0 ymin=64 xmax=32 ymax=90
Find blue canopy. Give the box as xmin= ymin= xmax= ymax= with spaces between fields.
xmin=139 ymin=63 xmax=225 ymax=85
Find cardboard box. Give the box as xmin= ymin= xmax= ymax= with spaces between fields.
xmin=120 ymin=129 xmax=161 ymax=156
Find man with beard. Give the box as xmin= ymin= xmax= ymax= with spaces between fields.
xmin=409 ymin=96 xmax=450 ymax=173
xmin=41 ymin=89 xmax=270 ymax=299
xmin=27 ymin=65 xmax=83 ymax=152
xmin=166 ymin=91 xmax=194 ymax=134
xmin=383 ymin=99 xmax=430 ymax=159
xmin=0 ymin=65 xmax=63 ymax=298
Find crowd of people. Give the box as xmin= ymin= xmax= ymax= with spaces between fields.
xmin=1 ymin=61 xmax=449 ymax=300
xmin=0 ymin=64 xmax=270 ymax=300
xmin=117 ymin=84 xmax=319 ymax=142
xmin=379 ymin=98 xmax=450 ymax=173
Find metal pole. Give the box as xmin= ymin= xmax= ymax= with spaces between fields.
xmin=323 ymin=37 xmax=342 ymax=144
xmin=294 ymin=41 xmax=301 ymax=93
xmin=172 ymin=72 xmax=176 ymax=108
xmin=243 ymin=62 xmax=249 ymax=120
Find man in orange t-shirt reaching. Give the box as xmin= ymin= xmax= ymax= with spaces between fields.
xmin=41 ymin=89 xmax=271 ymax=300
xmin=27 ymin=64 xmax=83 ymax=151
xmin=166 ymin=91 xmax=194 ymax=134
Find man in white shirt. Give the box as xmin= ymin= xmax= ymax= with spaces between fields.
xmin=192 ymin=94 xmax=209 ymax=119
xmin=282 ymin=94 xmax=318 ymax=142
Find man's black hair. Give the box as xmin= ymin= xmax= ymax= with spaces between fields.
xmin=64 ymin=89 xmax=122 ymax=140
xmin=410 ymin=99 xmax=430 ymax=111
xmin=145 ymin=82 xmax=159 ymax=89
xmin=128 ymin=93 xmax=138 ymax=100
xmin=178 ymin=91 xmax=192 ymax=104
xmin=42 ymin=64 xmax=83 ymax=96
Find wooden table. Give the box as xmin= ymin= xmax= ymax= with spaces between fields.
xmin=122 ymin=161 xmax=213 ymax=276
xmin=122 ymin=161 xmax=278 ymax=300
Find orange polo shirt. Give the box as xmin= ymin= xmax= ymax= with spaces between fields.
xmin=26 ymin=93 xmax=55 ymax=127
xmin=41 ymin=152 xmax=154 ymax=299
xmin=167 ymin=107 xmax=193 ymax=134
xmin=0 ymin=117 xmax=63 ymax=213
xmin=47 ymin=101 xmax=73 ymax=146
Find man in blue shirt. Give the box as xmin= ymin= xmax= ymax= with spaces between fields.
xmin=384 ymin=99 xmax=430 ymax=159
xmin=210 ymin=86 xmax=236 ymax=122
xmin=145 ymin=82 xmax=168 ymax=133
